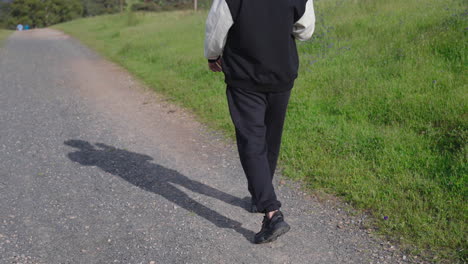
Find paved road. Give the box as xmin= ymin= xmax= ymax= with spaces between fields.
xmin=0 ymin=29 xmax=406 ymax=264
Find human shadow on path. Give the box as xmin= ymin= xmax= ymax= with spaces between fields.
xmin=64 ymin=139 xmax=255 ymax=242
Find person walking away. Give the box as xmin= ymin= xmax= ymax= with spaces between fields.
xmin=204 ymin=0 xmax=316 ymax=244
xmin=16 ymin=24 xmax=23 ymax=31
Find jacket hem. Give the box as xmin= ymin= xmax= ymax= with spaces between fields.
xmin=225 ymin=79 xmax=295 ymax=93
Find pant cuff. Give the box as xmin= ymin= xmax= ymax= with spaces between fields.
xmin=258 ymin=201 xmax=281 ymax=213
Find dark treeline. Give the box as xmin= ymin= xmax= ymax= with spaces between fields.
xmin=0 ymin=0 xmax=126 ymax=29
xmin=0 ymin=0 xmax=211 ymax=29
xmin=131 ymin=0 xmax=193 ymax=12
xmin=131 ymin=0 xmax=211 ymax=12
xmin=82 ymin=0 xmax=125 ymax=16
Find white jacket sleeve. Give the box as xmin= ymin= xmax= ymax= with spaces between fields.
xmin=293 ymin=0 xmax=316 ymax=41
xmin=204 ymin=0 xmax=234 ymax=60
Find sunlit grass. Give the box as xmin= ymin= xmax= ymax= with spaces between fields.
xmin=54 ymin=1 xmax=467 ymax=262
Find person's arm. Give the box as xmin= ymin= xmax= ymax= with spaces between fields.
xmin=293 ymin=0 xmax=316 ymax=41
xmin=204 ymin=0 xmax=234 ymax=71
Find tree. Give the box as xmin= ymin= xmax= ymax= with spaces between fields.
xmin=1 ymin=0 xmax=126 ymax=29
xmin=81 ymin=0 xmax=124 ymax=16
xmin=8 ymin=0 xmax=44 ymax=27
xmin=6 ymin=0 xmax=83 ymax=28
xmin=130 ymin=0 xmax=193 ymax=12
xmin=0 ymin=2 xmax=12 ymax=28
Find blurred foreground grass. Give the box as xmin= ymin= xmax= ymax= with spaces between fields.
xmin=55 ymin=0 xmax=467 ymax=262
xmin=0 ymin=30 xmax=11 ymax=46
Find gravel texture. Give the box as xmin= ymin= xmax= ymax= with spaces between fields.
xmin=0 ymin=29 xmax=418 ymax=264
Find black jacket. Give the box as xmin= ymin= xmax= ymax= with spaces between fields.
xmin=205 ymin=0 xmax=315 ymax=92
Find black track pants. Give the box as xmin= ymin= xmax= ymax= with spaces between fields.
xmin=226 ymin=86 xmax=291 ymax=213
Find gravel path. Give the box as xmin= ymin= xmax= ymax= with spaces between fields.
xmin=0 ymin=29 xmax=411 ymax=264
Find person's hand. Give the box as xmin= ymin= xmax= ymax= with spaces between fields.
xmin=208 ymin=58 xmax=223 ymax=72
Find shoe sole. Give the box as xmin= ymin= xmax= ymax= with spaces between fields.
xmin=255 ymin=223 xmax=291 ymax=244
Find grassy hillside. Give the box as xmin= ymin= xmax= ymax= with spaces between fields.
xmin=55 ymin=0 xmax=467 ymax=262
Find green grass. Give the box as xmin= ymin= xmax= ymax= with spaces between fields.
xmin=54 ymin=1 xmax=467 ymax=262
xmin=0 ymin=30 xmax=12 ymax=46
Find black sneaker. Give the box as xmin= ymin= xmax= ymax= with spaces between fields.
xmin=254 ymin=210 xmax=290 ymax=244
xmin=250 ymin=197 xmax=258 ymax=213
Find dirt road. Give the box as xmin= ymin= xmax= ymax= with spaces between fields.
xmin=0 ymin=29 xmax=407 ymax=264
